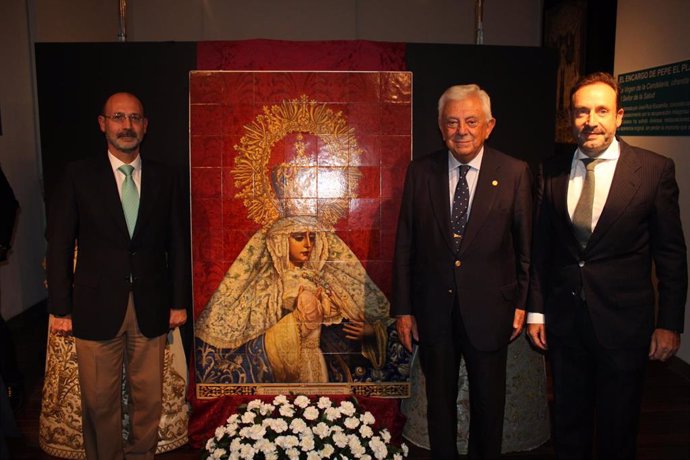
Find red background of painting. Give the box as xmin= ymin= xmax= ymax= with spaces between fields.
xmin=190 ymin=71 xmax=412 ymax=318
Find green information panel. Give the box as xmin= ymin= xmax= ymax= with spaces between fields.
xmin=618 ymin=60 xmax=690 ymax=136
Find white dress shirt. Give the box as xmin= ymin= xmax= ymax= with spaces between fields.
xmin=528 ymin=139 xmax=621 ymax=324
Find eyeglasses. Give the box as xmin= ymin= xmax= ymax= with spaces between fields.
xmin=102 ymin=113 xmax=145 ymax=124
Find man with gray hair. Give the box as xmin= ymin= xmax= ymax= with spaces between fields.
xmin=393 ymin=84 xmax=532 ymax=459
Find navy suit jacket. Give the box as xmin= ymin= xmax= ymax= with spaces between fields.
xmin=528 ymin=139 xmax=687 ymax=348
xmin=46 ymin=154 xmax=188 ymax=340
xmin=392 ymin=147 xmax=532 ymax=351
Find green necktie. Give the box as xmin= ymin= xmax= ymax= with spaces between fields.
xmin=118 ymin=164 xmax=139 ymax=237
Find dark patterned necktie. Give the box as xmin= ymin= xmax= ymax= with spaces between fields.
xmin=572 ymin=158 xmax=604 ymax=248
xmin=451 ymin=164 xmax=471 ymax=251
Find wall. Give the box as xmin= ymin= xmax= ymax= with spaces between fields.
xmin=0 ymin=0 xmax=543 ymax=319
xmin=615 ymin=0 xmax=690 ymax=362
xmin=0 ymin=0 xmax=47 ymax=319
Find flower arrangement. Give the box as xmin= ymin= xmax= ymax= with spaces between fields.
xmin=203 ymin=395 xmax=409 ymax=460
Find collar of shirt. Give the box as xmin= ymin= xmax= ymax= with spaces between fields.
xmin=108 ymin=151 xmax=142 ymax=198
xmin=448 ymin=148 xmax=484 ymax=214
xmin=572 ymin=137 xmax=620 ymax=166
xmin=567 ymin=138 xmax=620 ymax=221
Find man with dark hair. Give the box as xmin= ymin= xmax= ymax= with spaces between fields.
xmin=394 ymin=84 xmax=532 ymax=460
xmin=47 ymin=92 xmax=188 ymax=460
xmin=528 ymin=72 xmax=687 ymax=459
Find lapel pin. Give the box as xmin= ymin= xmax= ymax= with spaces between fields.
xmin=492 ymin=180 xmax=498 ymax=187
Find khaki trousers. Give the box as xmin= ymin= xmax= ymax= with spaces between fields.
xmin=75 ymin=294 xmax=166 ymax=460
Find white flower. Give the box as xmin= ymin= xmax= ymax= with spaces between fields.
xmin=285 ymin=447 xmax=301 ymax=460
xmin=344 ymin=416 xmax=360 ymax=429
xmin=273 ymin=394 xmax=289 ymax=405
xmin=254 ymin=438 xmax=276 ymax=455
xmin=226 ymin=413 xmax=240 ymax=424
xmin=332 ymin=431 xmax=349 ymax=448
xmin=369 ymin=437 xmax=388 ymax=459
xmin=348 ymin=436 xmax=366 ymax=457
xmin=359 ymin=424 xmax=373 ymax=438
xmin=259 ymin=403 xmax=275 ymax=415
xmin=205 ymin=438 xmax=216 ymax=451
xmin=275 ymin=435 xmax=299 ymax=449
xmin=290 ymin=417 xmax=308 ymax=434
xmin=393 ymin=454 xmax=403 ymax=460
xmin=230 ymin=438 xmax=243 ymax=451
xmin=246 ymin=423 xmax=266 ymax=440
xmin=279 ymin=404 xmax=295 ymax=417
xmin=211 ymin=448 xmax=227 ymax=459
xmin=226 ymin=421 xmax=239 ymax=436
xmin=300 ymin=435 xmax=315 ymax=451
xmin=241 ymin=411 xmax=256 ymax=424
xmin=214 ymin=426 xmax=226 ymax=440
xmin=312 ymin=421 xmax=331 ymax=438
xmin=307 ymin=451 xmax=322 ymax=460
xmin=339 ymin=401 xmax=356 ymax=417
xmin=303 ymin=406 xmax=319 ymax=421
xmin=267 ymin=417 xmax=289 ymax=433
xmin=247 ymin=399 xmax=262 ymax=411
xmin=320 ymin=443 xmax=335 ymax=458
xmin=239 ymin=443 xmax=256 ymax=459
xmin=401 ymin=443 xmax=409 ymax=455
xmin=360 ymin=411 xmax=375 ymax=426
xmin=317 ymin=396 xmax=332 ymax=409
xmin=361 ymin=455 xmax=373 ymax=460
xmin=294 ymin=395 xmax=311 ymax=408
xmin=325 ymin=406 xmax=341 ymax=421
xmin=380 ymin=429 xmax=391 ymax=443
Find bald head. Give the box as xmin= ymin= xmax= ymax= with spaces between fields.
xmin=98 ymin=92 xmax=148 ymax=162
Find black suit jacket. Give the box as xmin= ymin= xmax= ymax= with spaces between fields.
xmin=392 ymin=147 xmax=532 ymax=351
xmin=528 ymin=139 xmax=687 ymax=349
xmin=46 ymin=154 xmax=188 ymax=340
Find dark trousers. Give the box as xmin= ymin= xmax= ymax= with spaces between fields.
xmin=548 ymin=303 xmax=647 ymax=460
xmin=419 ymin=307 xmax=508 ymax=460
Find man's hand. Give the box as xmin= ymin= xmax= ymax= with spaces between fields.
xmin=510 ymin=308 xmax=525 ymax=341
xmin=649 ymin=328 xmax=680 ymax=361
xmin=169 ymin=309 xmax=187 ymax=329
xmin=50 ymin=316 xmax=73 ymax=336
xmin=396 ymin=315 xmax=418 ymax=352
xmin=527 ymin=323 xmax=548 ymax=351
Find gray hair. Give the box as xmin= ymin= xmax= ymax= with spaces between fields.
xmin=438 ymin=84 xmax=493 ymax=121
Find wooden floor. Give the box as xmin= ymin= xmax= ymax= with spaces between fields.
xmin=5 ymin=304 xmax=690 ymax=459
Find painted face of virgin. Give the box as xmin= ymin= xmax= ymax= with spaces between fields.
xmin=288 ymin=231 xmax=316 ymax=266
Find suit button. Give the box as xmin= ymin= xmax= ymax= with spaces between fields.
xmin=455 ymin=260 xmax=462 ymax=268
xmin=130 ymin=251 xmax=137 ymax=256
xmin=578 ymin=260 xmax=585 ymax=267
xmin=448 ymin=289 xmax=453 ymax=294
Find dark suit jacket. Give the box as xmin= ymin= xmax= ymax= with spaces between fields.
xmin=392 ymin=147 xmax=532 ymax=351
xmin=528 ymin=139 xmax=687 ymax=349
xmin=46 ymin=154 xmax=188 ymax=340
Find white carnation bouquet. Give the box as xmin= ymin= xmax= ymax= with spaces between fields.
xmin=203 ymin=394 xmax=409 ymax=460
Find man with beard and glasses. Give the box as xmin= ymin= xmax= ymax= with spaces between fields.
xmin=393 ymin=84 xmax=532 ymax=459
xmin=47 ymin=92 xmax=188 ymax=460
xmin=528 ymin=72 xmax=687 ymax=459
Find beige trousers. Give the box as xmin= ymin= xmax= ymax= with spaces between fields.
xmin=75 ymin=294 xmax=166 ymax=460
